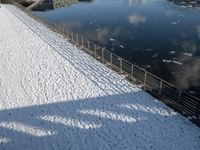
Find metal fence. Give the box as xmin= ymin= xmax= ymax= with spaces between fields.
xmin=1 ymin=0 xmax=200 ymax=126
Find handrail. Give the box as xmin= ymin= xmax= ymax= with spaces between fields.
xmin=1 ymin=0 xmax=199 ymax=125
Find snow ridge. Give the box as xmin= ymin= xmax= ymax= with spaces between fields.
xmin=0 ymin=4 xmax=199 ymax=150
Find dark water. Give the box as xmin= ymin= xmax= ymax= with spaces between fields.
xmin=32 ymin=0 xmax=200 ymax=97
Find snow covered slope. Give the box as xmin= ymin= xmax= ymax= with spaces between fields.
xmin=0 ymin=4 xmax=199 ymax=150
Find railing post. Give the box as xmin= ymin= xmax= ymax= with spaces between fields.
xmin=76 ymin=34 xmax=79 ymax=45
xmin=176 ymin=90 xmax=182 ymax=111
xmin=81 ymin=37 xmax=84 ymax=48
xmin=178 ymin=90 xmax=182 ymax=97
xmin=62 ymin=28 xmax=65 ymax=34
xmin=110 ymin=53 xmax=113 ymax=67
xmin=58 ymin=25 xmax=60 ymax=32
xmin=159 ymin=80 xmax=163 ymax=95
xmin=87 ymin=41 xmax=90 ymax=50
xmin=178 ymin=90 xmax=182 ymax=103
xmin=51 ymin=22 xmax=53 ymax=28
xmin=49 ymin=20 xmax=51 ymax=27
xmin=94 ymin=44 xmax=97 ymax=58
xmin=120 ymin=58 xmax=122 ymax=74
xmin=102 ymin=49 xmax=104 ymax=63
xmin=64 ymin=29 xmax=67 ymax=37
xmin=66 ymin=29 xmax=69 ymax=38
xmin=144 ymin=71 xmax=147 ymax=90
xmin=131 ymin=65 xmax=133 ymax=80
xmin=71 ymin=32 xmax=73 ymax=42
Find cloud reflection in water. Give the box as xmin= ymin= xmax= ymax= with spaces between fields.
xmin=128 ymin=14 xmax=146 ymax=26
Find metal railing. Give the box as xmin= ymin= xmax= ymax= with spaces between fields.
xmin=1 ymin=0 xmax=200 ymax=126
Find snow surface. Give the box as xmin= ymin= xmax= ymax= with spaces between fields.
xmin=0 ymin=4 xmax=200 ymax=150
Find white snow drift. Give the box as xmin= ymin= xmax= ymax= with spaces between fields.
xmin=0 ymin=4 xmax=200 ymax=150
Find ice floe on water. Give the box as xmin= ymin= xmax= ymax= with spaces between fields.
xmin=109 ymin=38 xmax=115 ymax=41
xmin=152 ymin=53 xmax=158 ymax=58
xmin=171 ymin=22 xmax=177 ymax=25
xmin=182 ymin=52 xmax=193 ymax=57
xmin=169 ymin=51 xmax=175 ymax=54
xmin=120 ymin=44 xmax=124 ymax=48
xmin=162 ymin=59 xmax=172 ymax=63
xmin=0 ymin=4 xmax=200 ymax=150
xmin=162 ymin=59 xmax=183 ymax=65
xmin=172 ymin=60 xmax=183 ymax=65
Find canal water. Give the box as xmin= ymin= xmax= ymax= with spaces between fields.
xmin=32 ymin=0 xmax=200 ymax=97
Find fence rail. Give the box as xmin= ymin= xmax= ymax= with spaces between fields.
xmin=1 ymin=0 xmax=200 ymax=126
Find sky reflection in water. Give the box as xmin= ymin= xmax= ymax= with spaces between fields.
xmin=32 ymin=0 xmax=200 ymax=96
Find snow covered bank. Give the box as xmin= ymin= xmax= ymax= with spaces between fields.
xmin=0 ymin=4 xmax=200 ymax=150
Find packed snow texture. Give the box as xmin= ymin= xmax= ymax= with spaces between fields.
xmin=0 ymin=4 xmax=200 ymax=150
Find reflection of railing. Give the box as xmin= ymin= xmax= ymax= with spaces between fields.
xmin=168 ymin=0 xmax=200 ymax=8
xmin=52 ymin=0 xmax=78 ymax=9
xmin=29 ymin=0 xmax=78 ymax=11
xmin=1 ymin=0 xmax=200 ymax=126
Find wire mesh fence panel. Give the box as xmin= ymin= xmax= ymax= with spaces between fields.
xmin=131 ymin=66 xmax=145 ymax=85
xmin=87 ymin=42 xmax=94 ymax=54
xmin=76 ymin=34 xmax=83 ymax=47
xmin=122 ymin=59 xmax=132 ymax=75
xmin=0 ymin=0 xmax=9 ymax=4
xmin=81 ymin=38 xmax=89 ymax=51
xmin=58 ymin=25 xmax=63 ymax=34
xmin=145 ymin=73 xmax=162 ymax=93
xmin=179 ymin=92 xmax=200 ymax=118
xmin=181 ymin=91 xmax=200 ymax=104
xmin=88 ymin=41 xmax=96 ymax=56
xmin=158 ymin=81 xmax=199 ymax=117
xmin=6 ymin=0 xmax=200 ymax=124
xmin=63 ymin=28 xmax=69 ymax=38
xmin=74 ymin=34 xmax=79 ymax=45
xmin=69 ymin=32 xmax=75 ymax=43
xmin=161 ymin=82 xmax=180 ymax=101
xmin=180 ymin=100 xmax=200 ymax=116
xmin=95 ymin=47 xmax=103 ymax=58
xmin=111 ymin=54 xmax=121 ymax=72
xmin=103 ymin=50 xmax=111 ymax=64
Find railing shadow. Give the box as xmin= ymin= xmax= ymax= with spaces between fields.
xmin=1 ymin=0 xmax=200 ymax=125
xmin=1 ymin=92 xmax=200 ymax=150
